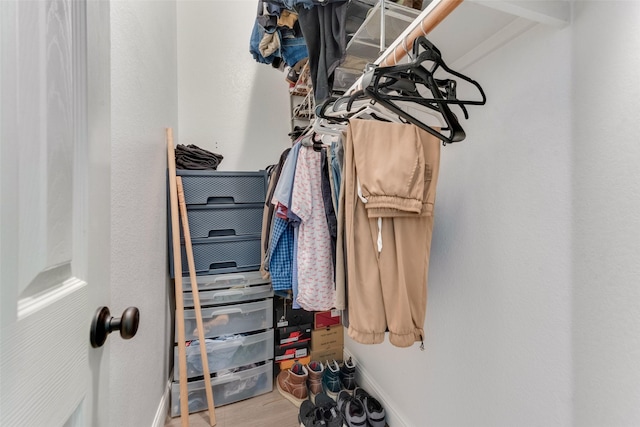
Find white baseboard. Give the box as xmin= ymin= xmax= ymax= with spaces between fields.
xmin=152 ymin=380 xmax=171 ymax=427
xmin=343 ymin=348 xmax=410 ymax=427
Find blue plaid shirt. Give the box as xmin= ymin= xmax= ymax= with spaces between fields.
xmin=269 ymin=217 xmax=294 ymax=291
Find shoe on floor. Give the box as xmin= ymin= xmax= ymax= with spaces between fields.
xmin=354 ymin=387 xmax=386 ymax=427
xmin=340 ymin=357 xmax=357 ymax=393
xmin=314 ymin=392 xmax=345 ymax=427
xmin=299 ymin=399 xmax=317 ymax=427
xmin=322 ymin=360 xmax=342 ymax=399
xmin=277 ymin=361 xmax=309 ymax=407
xmin=337 ymin=390 xmax=367 ymax=427
xmin=306 ymin=361 xmax=324 ymax=403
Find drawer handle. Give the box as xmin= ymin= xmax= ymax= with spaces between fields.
xmin=212 ymin=290 xmax=245 ymax=300
xmin=208 ymin=307 xmax=242 ymax=316
xmin=210 ymin=261 xmax=237 ymax=270
xmin=207 ymin=196 xmax=234 ymax=204
xmin=212 ymin=274 xmax=246 ymax=283
xmin=209 ymin=229 xmax=236 ymax=237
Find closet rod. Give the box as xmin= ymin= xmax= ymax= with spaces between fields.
xmin=346 ymin=0 xmax=463 ymax=93
xmin=379 ymin=0 xmax=463 ymax=66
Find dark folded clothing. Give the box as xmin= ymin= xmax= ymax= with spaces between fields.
xmin=175 ymin=144 xmax=223 ymax=170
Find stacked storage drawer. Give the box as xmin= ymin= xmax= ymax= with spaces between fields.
xmin=170 ymin=170 xmax=274 ymax=417
xmin=169 ymin=170 xmax=267 ymax=277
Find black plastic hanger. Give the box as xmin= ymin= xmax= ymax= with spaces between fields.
xmin=358 ymin=36 xmax=486 ymax=144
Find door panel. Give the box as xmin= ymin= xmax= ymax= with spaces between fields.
xmin=1 ymin=0 xmax=111 ymax=425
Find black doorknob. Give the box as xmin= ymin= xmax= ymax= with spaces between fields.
xmin=90 ymin=306 xmax=140 ymax=348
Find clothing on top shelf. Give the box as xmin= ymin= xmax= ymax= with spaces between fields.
xmin=297 ymin=1 xmax=349 ymax=103
xmin=175 ymin=144 xmax=223 ymax=170
xmin=250 ymin=1 xmax=308 ymax=67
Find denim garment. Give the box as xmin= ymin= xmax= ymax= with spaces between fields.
xmin=330 ymin=138 xmax=343 ymax=210
xmin=279 ymin=27 xmax=309 ymax=67
xmin=265 ymin=0 xmax=316 ymax=10
xmin=250 ymin=19 xmax=279 ymax=64
xmin=273 ymin=142 xmax=301 ymax=207
xmin=250 ymin=24 xmax=308 ymax=66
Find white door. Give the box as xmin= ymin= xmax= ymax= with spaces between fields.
xmin=1 ymin=1 xmax=117 ymax=426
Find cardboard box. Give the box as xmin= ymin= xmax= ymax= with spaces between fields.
xmin=278 ymin=355 xmax=311 ymax=371
xmin=311 ymin=325 xmax=344 ymax=351
xmin=314 ymin=309 xmax=341 ymax=329
xmin=275 ymin=340 xmax=310 ymax=362
xmin=310 ymin=345 xmax=344 ymax=364
xmin=276 ymin=323 xmax=312 ymax=346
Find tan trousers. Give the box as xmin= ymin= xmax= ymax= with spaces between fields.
xmin=344 ymin=119 xmax=440 ymax=348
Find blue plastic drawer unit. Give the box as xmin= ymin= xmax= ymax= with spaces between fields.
xmin=176 ymin=170 xmax=268 ymax=205
xmin=179 ymin=235 xmax=261 ymax=276
xmin=168 ymin=170 xmax=267 ymax=278
xmin=184 ymin=204 xmax=264 ymax=239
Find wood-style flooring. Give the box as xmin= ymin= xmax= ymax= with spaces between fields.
xmin=164 ymin=387 xmax=300 ymax=427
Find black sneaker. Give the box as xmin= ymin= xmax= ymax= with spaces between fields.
xmin=314 ymin=392 xmax=344 ymax=427
xmin=340 ymin=357 xmax=357 ymax=393
xmin=299 ymin=400 xmax=318 ymax=427
xmin=337 ymin=390 xmax=367 ymax=427
xmin=354 ymin=387 xmax=386 ymax=427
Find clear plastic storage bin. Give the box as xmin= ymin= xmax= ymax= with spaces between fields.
xmin=182 ymin=271 xmax=269 ymax=292
xmin=178 ymin=299 xmax=273 ymax=342
xmin=170 ymin=362 xmax=273 ymax=417
xmin=173 ymin=330 xmax=274 ymax=380
xmin=183 ymin=284 xmax=273 ymax=307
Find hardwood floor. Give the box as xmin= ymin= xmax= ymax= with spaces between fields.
xmin=164 ymin=387 xmax=300 ymax=427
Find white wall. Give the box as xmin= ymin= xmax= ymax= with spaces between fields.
xmin=177 ymin=0 xmax=292 ymax=171
xmin=572 ymin=2 xmax=640 ymax=426
xmin=106 ymin=2 xmax=290 ymax=425
xmin=346 ymin=17 xmax=574 ymax=427
xmin=104 ymin=1 xmax=640 ymax=426
xmin=346 ymin=2 xmax=640 ymax=427
xmin=110 ymin=1 xmax=178 ymax=426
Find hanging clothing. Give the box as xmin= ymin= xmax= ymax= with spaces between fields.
xmin=343 ymin=119 xmax=441 ymax=348
xmin=333 ymin=131 xmax=347 ymax=311
xmin=269 ymin=215 xmax=295 ymax=291
xmin=290 ymin=145 xmax=336 ymax=311
xmin=297 ymin=1 xmax=348 ymax=103
xmin=260 ymin=148 xmax=290 ymax=280
xmin=321 ymin=148 xmax=338 ymax=275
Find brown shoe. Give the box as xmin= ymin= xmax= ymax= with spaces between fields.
xmin=306 ymin=361 xmax=324 ymax=403
xmin=276 ymin=362 xmax=309 ymax=407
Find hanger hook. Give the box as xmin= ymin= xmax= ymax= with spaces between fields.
xmin=420 ymin=18 xmax=429 ymax=37
xmin=402 ymin=36 xmax=409 ymax=56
